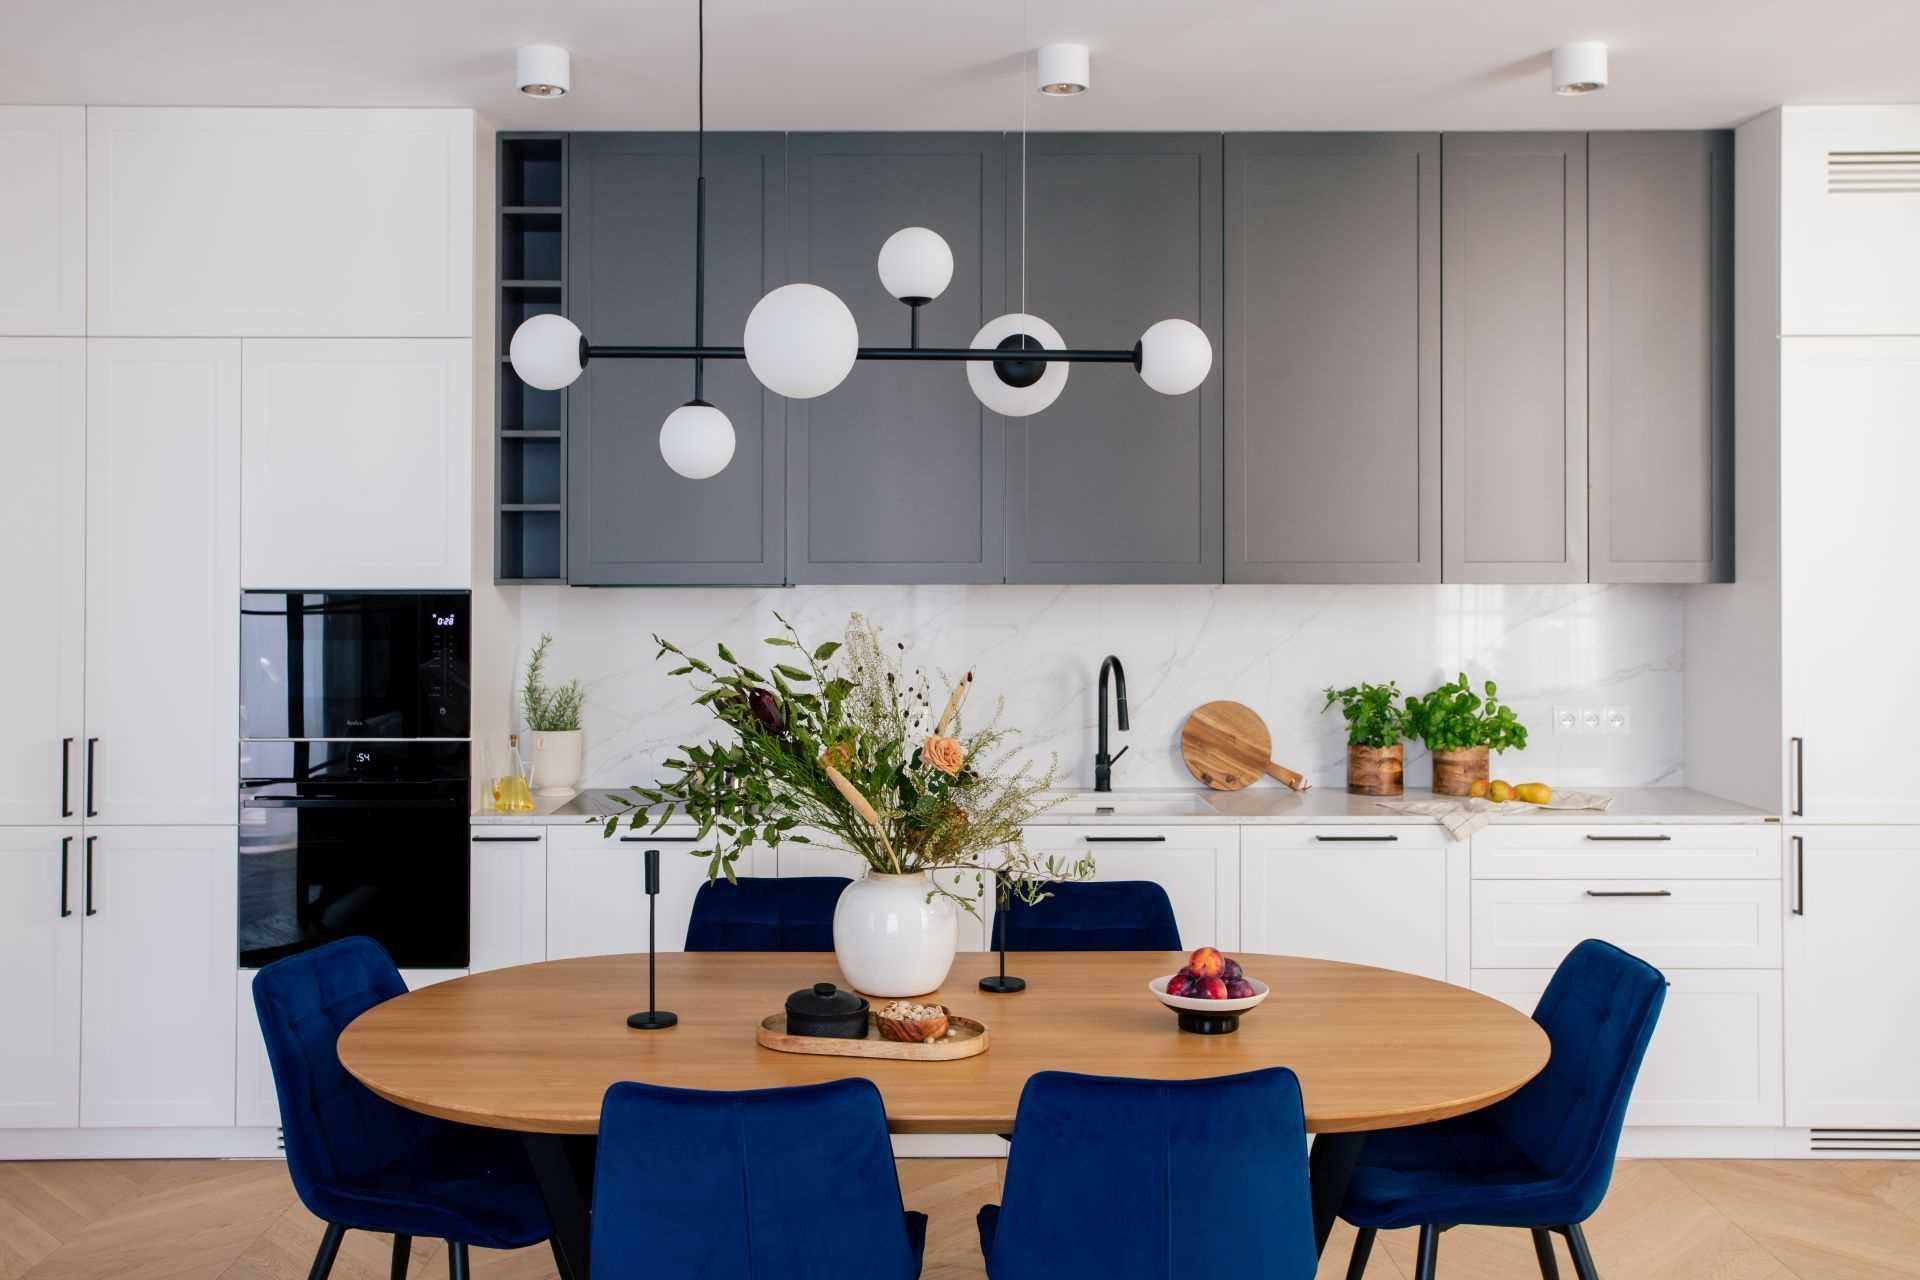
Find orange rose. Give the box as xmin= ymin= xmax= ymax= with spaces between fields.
xmin=820 ymin=741 xmax=854 ymax=772
xmin=923 ymin=734 xmax=965 ymax=776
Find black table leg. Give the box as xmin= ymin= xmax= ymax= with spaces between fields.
xmin=1309 ymin=1131 xmax=1368 ymax=1257
xmin=521 ymin=1133 xmax=597 ymax=1280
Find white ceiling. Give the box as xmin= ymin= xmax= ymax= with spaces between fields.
xmin=5 ymin=0 xmax=1917 ymax=132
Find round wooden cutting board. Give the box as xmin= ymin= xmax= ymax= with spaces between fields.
xmin=1179 ymin=700 xmax=1309 ymax=791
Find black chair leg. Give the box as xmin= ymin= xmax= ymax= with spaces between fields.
xmin=306 ymin=1222 xmax=346 ymax=1280
xmin=446 ymin=1241 xmax=470 ymax=1280
xmin=1345 ymin=1226 xmax=1377 ymax=1278
xmin=1413 ymin=1223 xmax=1441 ymax=1280
xmin=1531 ymin=1228 xmax=1562 ymax=1280
xmin=1563 ymin=1223 xmax=1601 ymax=1280
xmin=389 ymin=1233 xmax=412 ymax=1280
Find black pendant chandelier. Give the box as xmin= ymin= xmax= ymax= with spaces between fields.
xmin=508 ymin=0 xmax=1214 ymax=479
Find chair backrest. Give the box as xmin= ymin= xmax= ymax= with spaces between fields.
xmin=995 ymin=880 xmax=1181 ymax=952
xmin=251 ymin=937 xmax=437 ymax=1203
xmin=989 ymin=1069 xmax=1317 ymax=1280
xmin=592 ymin=1077 xmax=919 ymax=1280
xmin=1493 ymin=938 xmax=1666 ymax=1216
xmin=684 ymin=875 xmax=850 ymax=952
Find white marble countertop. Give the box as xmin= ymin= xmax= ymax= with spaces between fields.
xmin=474 ymin=785 xmax=1775 ymax=827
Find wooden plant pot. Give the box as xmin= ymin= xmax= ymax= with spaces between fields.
xmin=1431 ymin=746 xmax=1490 ymax=797
xmin=1346 ymin=745 xmax=1405 ymax=796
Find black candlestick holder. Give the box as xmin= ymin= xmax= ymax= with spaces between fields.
xmin=979 ymin=875 xmax=1026 ymax=994
xmin=628 ymin=848 xmax=678 ymax=1029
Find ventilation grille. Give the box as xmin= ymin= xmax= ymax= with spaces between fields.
xmin=1811 ymin=1128 xmax=1920 ymax=1153
xmin=1827 ymin=151 xmax=1920 ymax=195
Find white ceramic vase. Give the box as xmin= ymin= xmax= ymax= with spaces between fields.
xmin=527 ymin=729 xmax=584 ymax=797
xmin=832 ymin=871 xmax=959 ymax=997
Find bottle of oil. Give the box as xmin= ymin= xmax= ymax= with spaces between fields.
xmin=502 ymin=734 xmax=536 ymax=813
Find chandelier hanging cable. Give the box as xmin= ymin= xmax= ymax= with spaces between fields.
xmin=508 ymin=0 xmax=1214 ymax=479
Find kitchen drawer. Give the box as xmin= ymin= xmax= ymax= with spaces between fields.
xmin=1472 ymin=879 xmax=1782 ymax=969
xmin=1250 ymin=824 xmax=1449 ymax=852
xmin=1472 ymin=824 xmax=1779 ymax=880
xmin=1020 ymin=825 xmax=1240 ymax=951
xmin=1473 ymin=968 xmax=1782 ymax=1127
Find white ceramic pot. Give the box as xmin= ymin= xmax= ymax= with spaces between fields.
xmin=832 ymin=871 xmax=959 ymax=998
xmin=527 ymin=729 xmax=584 ymax=797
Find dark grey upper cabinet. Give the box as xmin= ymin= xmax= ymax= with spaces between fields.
xmin=785 ymin=134 xmax=1005 ymax=583
xmin=1225 ymin=134 xmax=1440 ymax=583
xmin=1003 ymin=134 xmax=1224 ymax=584
xmin=1441 ymin=133 xmax=1589 ymax=584
xmin=566 ymin=133 xmax=787 ymax=585
xmin=1589 ymin=131 xmax=1734 ymax=584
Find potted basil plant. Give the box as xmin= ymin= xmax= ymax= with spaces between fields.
xmin=1404 ymin=673 xmax=1529 ymax=796
xmin=1322 ymin=682 xmax=1410 ymax=796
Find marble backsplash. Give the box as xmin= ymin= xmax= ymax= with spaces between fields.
xmin=505 ymin=583 xmax=1686 ymax=794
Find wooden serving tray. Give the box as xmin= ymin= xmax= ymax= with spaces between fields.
xmin=756 ymin=1010 xmax=989 ymax=1061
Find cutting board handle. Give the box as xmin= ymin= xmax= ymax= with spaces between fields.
xmin=1264 ymin=760 xmax=1311 ymax=792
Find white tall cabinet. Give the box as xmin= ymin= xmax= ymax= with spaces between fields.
xmin=0 ymin=829 xmax=84 ymax=1127
xmin=0 ymin=107 xmax=85 ymax=335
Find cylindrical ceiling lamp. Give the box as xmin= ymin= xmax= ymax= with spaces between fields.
xmin=1551 ymin=42 xmax=1608 ymax=95
xmin=516 ymin=45 xmax=572 ymax=97
xmin=1036 ymin=43 xmax=1090 ymax=96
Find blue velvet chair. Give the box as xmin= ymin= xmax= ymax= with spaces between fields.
xmin=993 ymin=879 xmax=1182 ymax=952
xmin=978 ymin=1068 xmax=1317 ymax=1279
xmin=684 ymin=875 xmax=850 ymax=952
xmin=251 ymin=937 xmax=553 ymax=1280
xmin=591 ymin=1077 xmax=927 ymax=1279
xmin=1340 ymin=939 xmax=1667 ymax=1280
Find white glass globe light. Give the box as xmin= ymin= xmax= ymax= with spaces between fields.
xmin=1136 ymin=318 xmax=1213 ymax=395
xmin=509 ymin=313 xmax=586 ymax=390
xmin=742 ymin=283 xmax=860 ymax=399
xmin=967 ymin=313 xmax=1069 ymax=417
xmin=659 ymin=401 xmax=736 ymax=480
xmin=876 ymin=227 xmax=955 ymax=302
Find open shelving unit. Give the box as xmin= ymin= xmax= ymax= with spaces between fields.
xmin=496 ymin=133 xmax=568 ymax=582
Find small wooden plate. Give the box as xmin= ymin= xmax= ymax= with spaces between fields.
xmin=756 ymin=1009 xmax=989 ymax=1061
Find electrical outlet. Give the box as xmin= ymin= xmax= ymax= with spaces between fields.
xmin=1602 ymin=705 xmax=1631 ymax=734
xmin=1553 ymin=706 xmax=1579 ymax=735
xmin=1579 ymin=707 xmax=1603 ymax=734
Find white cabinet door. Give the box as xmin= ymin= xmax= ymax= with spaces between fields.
xmin=241 ymin=339 xmax=473 ymax=589
xmin=1019 ymin=825 xmax=1240 ymax=951
xmin=87 ymin=108 xmax=473 ymax=337
xmin=470 ymin=828 xmax=546 ymax=972
xmin=0 ymin=828 xmax=84 ymax=1127
xmin=80 ymin=827 xmax=237 ymax=1128
xmin=1475 ymin=968 xmax=1782 ymax=1127
xmin=0 ymin=339 xmax=85 ymax=825
xmin=547 ymin=826 xmax=707 ymax=958
xmin=0 ymin=108 xmax=85 ymax=335
xmin=1780 ymin=107 xmax=1920 ymax=336
xmin=1242 ymin=827 xmax=1449 ymax=980
xmin=1782 ymin=338 xmax=1920 ymax=820
xmin=1785 ymin=827 xmax=1920 ymax=1127
xmin=85 ymin=339 xmax=240 ymax=825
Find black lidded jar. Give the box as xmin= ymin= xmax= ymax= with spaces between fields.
xmin=784 ymin=982 xmax=870 ymax=1039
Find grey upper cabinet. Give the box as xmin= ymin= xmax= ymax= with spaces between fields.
xmin=1441 ymin=133 xmax=1589 ymax=583
xmin=1589 ymin=131 xmax=1734 ymax=583
xmin=566 ymin=133 xmax=787 ymax=585
xmin=1003 ymin=134 xmax=1224 ymax=584
xmin=1225 ymin=134 xmax=1440 ymax=583
xmin=785 ymin=134 xmax=1005 ymax=583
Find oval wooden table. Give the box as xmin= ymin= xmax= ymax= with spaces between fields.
xmin=339 ymin=951 xmax=1548 ymax=1279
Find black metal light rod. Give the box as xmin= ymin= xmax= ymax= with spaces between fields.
xmin=588 ymin=344 xmax=1139 ymax=365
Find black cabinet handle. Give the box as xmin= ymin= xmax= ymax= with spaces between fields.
xmin=84 ymin=738 xmax=97 ymax=817
xmin=60 ymin=837 xmax=72 ymax=919
xmin=1315 ymin=834 xmax=1400 ymax=843
xmin=1584 ymin=834 xmax=1672 ymax=843
xmin=83 ymin=836 xmax=97 ymax=916
xmin=1083 ymin=835 xmax=1167 ymax=843
xmin=1792 ymin=835 xmax=1805 ymax=916
xmin=1584 ymin=889 xmax=1672 ymax=898
xmin=1790 ymin=737 xmax=1805 ymax=817
xmin=622 ymin=835 xmax=700 ymax=843
xmin=61 ymin=738 xmax=73 ymax=818
xmin=471 ymin=835 xmax=544 ymax=843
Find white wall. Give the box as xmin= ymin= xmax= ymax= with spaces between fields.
xmin=502 ymin=582 xmax=1686 ymax=794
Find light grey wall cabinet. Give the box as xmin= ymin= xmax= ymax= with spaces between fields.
xmin=1003 ymin=134 xmax=1224 ymax=583
xmin=1441 ymin=133 xmax=1589 ymax=583
xmin=566 ymin=133 xmax=787 ymax=586
xmin=785 ymin=134 xmax=1005 ymax=583
xmin=1225 ymin=134 xmax=1441 ymax=583
xmin=1589 ymin=131 xmax=1734 ymax=583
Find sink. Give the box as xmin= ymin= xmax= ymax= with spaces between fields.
xmin=1047 ymin=793 xmax=1218 ymax=818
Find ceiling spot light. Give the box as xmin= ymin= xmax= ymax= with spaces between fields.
xmin=1036 ymin=43 xmax=1090 ymax=96
xmin=517 ymin=45 xmax=571 ymax=98
xmin=1551 ymin=42 xmax=1608 ymax=95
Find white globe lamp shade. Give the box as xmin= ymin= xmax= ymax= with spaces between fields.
xmin=1136 ymin=318 xmax=1213 ymax=396
xmin=509 ymin=313 xmax=586 ymax=390
xmin=1551 ymin=41 xmax=1608 ymax=95
xmin=659 ymin=401 xmax=736 ymax=480
xmin=967 ymin=313 xmax=1069 ymax=417
xmin=877 ymin=227 xmax=955 ymax=302
xmin=743 ymin=283 xmax=860 ymax=399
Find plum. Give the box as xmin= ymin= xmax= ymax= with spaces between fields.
xmin=1194 ymin=975 xmax=1229 ymax=1000
xmin=1221 ymin=956 xmax=1244 ymax=982
xmin=1164 ymin=974 xmax=1196 ymax=998
xmin=1188 ymin=947 xmax=1225 ymax=978
xmin=1225 ymin=977 xmax=1256 ymax=999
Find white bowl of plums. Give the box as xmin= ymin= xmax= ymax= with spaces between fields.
xmin=1149 ymin=947 xmax=1268 ymax=1035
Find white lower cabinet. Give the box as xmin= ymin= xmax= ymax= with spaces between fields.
xmin=0 ymin=828 xmax=84 ymax=1127
xmin=470 ymin=827 xmax=547 ymax=972
xmin=1241 ymin=826 xmax=1450 ymax=980
xmin=80 ymin=828 xmax=237 ymax=1128
xmin=1475 ymin=968 xmax=1783 ymax=1126
xmin=546 ymin=826 xmax=712 ymax=958
xmin=1472 ymin=879 xmax=1782 ymax=970
xmin=1019 ymin=825 xmax=1241 ymax=951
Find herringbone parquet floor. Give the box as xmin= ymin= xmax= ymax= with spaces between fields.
xmin=4 ymin=1157 xmax=1920 ymax=1279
